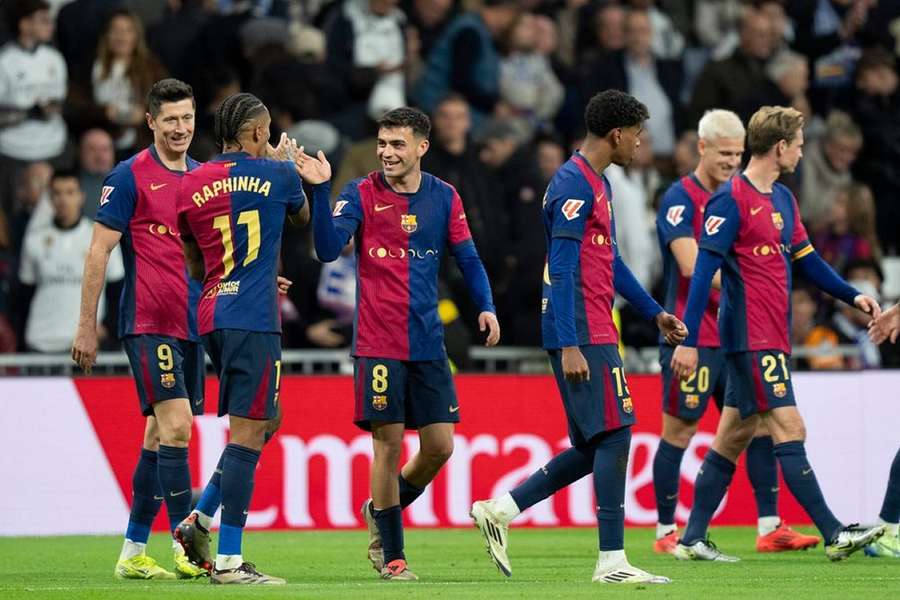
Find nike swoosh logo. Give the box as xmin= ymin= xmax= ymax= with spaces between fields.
xmin=750 ymin=206 xmax=763 ymax=215
xmin=170 ymin=489 xmax=190 ymax=497
xmin=666 ymin=494 xmax=679 ymax=500
xmin=154 ymin=496 xmax=164 ymax=501
xmin=150 ymin=183 xmax=168 ymax=191
xmin=802 ymin=468 xmax=813 ymax=476
xmin=374 ymin=204 xmax=393 ymax=212
xmin=449 ymin=405 xmax=460 ymax=413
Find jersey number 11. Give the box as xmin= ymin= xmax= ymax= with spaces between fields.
xmin=212 ymin=210 xmax=260 ymax=277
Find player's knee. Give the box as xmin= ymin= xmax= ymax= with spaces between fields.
xmin=662 ymin=420 xmax=697 ymax=448
xmin=373 ymin=440 xmax=403 ymax=465
xmin=422 ymin=439 xmax=454 ymax=466
xmin=164 ymin=419 xmax=192 ymax=446
xmin=266 ymin=412 xmax=283 ymax=438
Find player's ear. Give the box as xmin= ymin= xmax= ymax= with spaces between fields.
xmin=145 ymin=112 xmax=154 ymax=131
xmin=418 ymin=138 xmax=430 ymax=158
xmin=611 ymin=127 xmax=622 ymax=147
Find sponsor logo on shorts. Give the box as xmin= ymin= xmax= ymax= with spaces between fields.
xmin=685 ymin=394 xmax=700 ymax=409
xmin=622 ymin=396 xmax=633 ymax=414
xmin=160 ymin=373 xmax=176 ymax=389
xmin=449 ymin=405 xmax=460 ymax=413
xmin=772 ymin=382 xmax=787 ymax=398
xmin=372 ymin=395 xmax=388 ymax=411
xmin=401 ymin=214 xmax=418 ymax=233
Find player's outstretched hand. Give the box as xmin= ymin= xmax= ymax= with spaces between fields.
xmin=277 ymin=276 xmax=292 ymax=296
xmin=854 ymin=294 xmax=881 ymax=320
xmin=656 ymin=312 xmax=688 ymax=346
xmin=478 ymin=311 xmax=500 ymax=346
xmin=295 ymin=147 xmax=331 ymax=184
xmin=561 ymin=346 xmax=589 ymax=383
xmin=868 ymin=302 xmax=900 ymax=344
xmin=670 ymin=345 xmax=698 ymax=380
xmin=71 ymin=324 xmax=98 ymax=374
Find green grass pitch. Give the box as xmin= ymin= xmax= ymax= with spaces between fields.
xmin=1 ymin=527 xmax=897 ymax=599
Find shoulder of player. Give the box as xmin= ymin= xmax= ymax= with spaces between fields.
xmin=421 ymin=172 xmax=458 ymax=201
xmin=338 ymin=176 xmax=368 ymax=200
xmin=545 ymin=169 xmax=592 ymax=209
xmin=658 ymin=179 xmax=692 ymax=210
xmin=772 ymin=181 xmax=799 ymax=206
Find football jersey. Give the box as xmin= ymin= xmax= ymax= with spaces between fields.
xmin=698 ymin=174 xmax=812 ymax=354
xmin=656 ymin=174 xmax=720 ymax=348
xmin=333 ymin=171 xmax=474 ymax=361
xmin=541 ymin=152 xmax=619 ymax=350
xmin=95 ymin=145 xmax=202 ymax=341
xmin=176 ymin=152 xmax=305 ymax=335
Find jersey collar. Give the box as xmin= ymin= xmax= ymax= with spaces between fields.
xmin=216 ymin=151 xmax=253 ymax=161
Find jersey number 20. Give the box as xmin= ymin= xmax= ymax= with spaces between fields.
xmin=212 ymin=210 xmax=260 ymax=277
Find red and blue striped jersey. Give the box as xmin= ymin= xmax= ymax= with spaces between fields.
xmin=698 ymin=174 xmax=812 ymax=354
xmin=95 ymin=145 xmax=201 ymax=341
xmin=656 ymin=174 xmax=721 ymax=348
xmin=541 ymin=153 xmax=619 ymax=349
xmin=176 ymin=152 xmax=305 ymax=335
xmin=333 ymin=171 xmax=476 ymax=361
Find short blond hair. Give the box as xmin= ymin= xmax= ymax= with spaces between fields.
xmin=697 ymin=109 xmax=745 ymax=141
xmin=747 ymin=106 xmax=804 ymax=156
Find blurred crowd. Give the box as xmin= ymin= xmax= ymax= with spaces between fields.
xmin=0 ymin=0 xmax=899 ymax=370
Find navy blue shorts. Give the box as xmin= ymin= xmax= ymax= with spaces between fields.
xmin=724 ymin=350 xmax=796 ymax=419
xmin=122 ymin=334 xmax=205 ymax=417
xmin=203 ymin=330 xmax=282 ymax=420
xmin=660 ymin=345 xmax=727 ymax=421
xmin=353 ymin=357 xmax=459 ymax=431
xmin=548 ymin=344 xmax=636 ymax=447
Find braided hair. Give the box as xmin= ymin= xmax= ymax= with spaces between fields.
xmin=214 ymin=93 xmax=268 ymax=152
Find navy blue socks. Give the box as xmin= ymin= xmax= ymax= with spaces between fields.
xmin=593 ymin=427 xmax=631 ymax=551
xmin=746 ymin=436 xmax=779 ymax=518
xmin=880 ymin=447 xmax=900 ymax=524
xmin=398 ymin=475 xmax=424 ymax=509
xmin=374 ymin=505 xmax=405 ymax=564
xmin=218 ymin=444 xmax=261 ymax=557
xmin=157 ymin=445 xmax=191 ymax=533
xmin=510 ymin=445 xmax=594 ymax=511
xmin=681 ymin=449 xmax=736 ymax=545
xmin=125 ymin=448 xmax=162 ymax=544
xmin=773 ymin=441 xmax=842 ymax=542
xmin=652 ymin=440 xmax=685 ymax=526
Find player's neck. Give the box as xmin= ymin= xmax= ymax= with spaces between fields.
xmin=742 ymin=157 xmax=779 ymax=194
xmin=385 ymin=169 xmax=422 ymax=194
xmin=577 ymin=139 xmax=612 ymax=174
xmin=693 ymin=168 xmax=717 ymax=192
xmin=154 ymin=143 xmax=187 ymax=171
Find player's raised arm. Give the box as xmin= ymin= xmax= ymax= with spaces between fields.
xmin=302 ymin=150 xmax=357 ymax=262
xmin=72 ymin=222 xmax=122 ymax=373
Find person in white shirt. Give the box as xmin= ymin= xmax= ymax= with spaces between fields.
xmin=18 ymin=170 xmax=123 ymax=352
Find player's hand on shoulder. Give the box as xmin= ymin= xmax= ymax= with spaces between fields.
xmin=854 ymin=294 xmax=881 ymax=319
xmin=656 ymin=312 xmax=688 ymax=345
xmin=295 ymin=147 xmax=332 ymax=185
xmin=478 ymin=311 xmax=500 ymax=347
xmin=71 ymin=323 xmax=99 ymax=374
xmin=561 ymin=346 xmax=589 ymax=383
xmin=670 ymin=345 xmax=698 ymax=380
xmin=868 ymin=302 xmax=900 ymax=344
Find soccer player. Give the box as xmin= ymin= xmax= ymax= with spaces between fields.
xmin=670 ymin=105 xmax=886 ymax=562
xmin=306 ymin=107 xmax=500 ymax=581
xmin=175 ymin=92 xmax=310 ymax=585
xmin=72 ymin=78 xmax=208 ymax=581
xmin=470 ymin=90 xmax=685 ymax=584
xmin=863 ymin=304 xmax=900 ymax=558
xmin=653 ymin=109 xmax=818 ymax=553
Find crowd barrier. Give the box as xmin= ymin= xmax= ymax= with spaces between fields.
xmin=2 ymin=373 xmax=897 ymax=536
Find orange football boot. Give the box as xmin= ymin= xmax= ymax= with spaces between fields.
xmin=756 ymin=522 xmax=820 ymax=552
xmin=653 ymin=531 xmax=679 ymax=554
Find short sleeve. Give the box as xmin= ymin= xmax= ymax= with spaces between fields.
xmin=448 ymin=188 xmax=473 ymax=248
xmin=656 ymin=184 xmax=696 ymax=245
xmin=51 ymin=51 xmax=67 ymax=100
xmin=698 ymin=191 xmax=740 ymax=256
xmin=94 ymin=163 xmax=138 ymax=233
xmin=333 ymin=180 xmax=364 ymax=236
xmin=18 ymin=238 xmax=37 ymax=285
xmin=547 ymin=177 xmax=593 ymax=241
xmin=789 ymin=193 xmax=813 ymax=260
xmin=106 ymin=245 xmax=125 ymax=282
xmin=283 ymin=163 xmax=305 ymax=215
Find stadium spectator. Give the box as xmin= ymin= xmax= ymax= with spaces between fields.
xmin=10 ymin=161 xmax=53 ymax=252
xmin=629 ymin=0 xmax=685 ymax=61
xmin=800 ymin=111 xmax=862 ymax=230
xmin=535 ymin=135 xmax=565 ymax=184
xmin=413 ymin=0 xmax=520 ymax=124
xmin=791 ymin=284 xmax=828 ymax=370
xmin=579 ymin=8 xmax=682 ymax=158
xmin=693 ymin=0 xmax=743 ymax=53
xmin=687 ymin=8 xmax=781 ymax=126
xmin=813 ymin=182 xmax=880 ymax=274
xmin=766 ymin=50 xmax=811 ymax=115
xmin=846 ymin=47 xmax=900 ymax=254
xmin=585 ymin=1 xmax=626 ymax=60
xmin=15 ymin=170 xmax=123 ymax=352
xmin=0 ymin=0 xmax=67 ymax=212
xmin=55 ymin=0 xmax=121 ymax=76
xmin=76 ymin=128 xmax=115 ymax=220
xmin=671 ymin=129 xmax=699 ymax=177
xmin=403 ymin=0 xmax=457 ymax=64
xmin=147 ymin=0 xmax=213 ymax=80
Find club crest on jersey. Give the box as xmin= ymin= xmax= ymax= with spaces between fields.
xmin=772 ymin=382 xmax=787 ymax=398
xmin=622 ymin=396 xmax=634 ymax=414
xmin=704 ymin=216 xmax=726 ymax=236
xmin=160 ymin=373 xmax=176 ymax=389
xmin=333 ymin=200 xmax=348 ymax=216
xmin=99 ymin=185 xmax=114 ymax=206
xmin=771 ymin=212 xmax=784 ymax=230
xmin=372 ymin=395 xmax=388 ymax=411
xmin=561 ymin=199 xmax=584 ymax=221
xmin=400 ymin=214 xmax=418 ymax=233
xmin=666 ymin=205 xmax=686 ymax=226
xmin=685 ymin=394 xmax=700 ymax=409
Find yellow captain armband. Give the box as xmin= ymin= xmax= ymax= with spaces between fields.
xmin=792 ymin=244 xmax=815 ymax=261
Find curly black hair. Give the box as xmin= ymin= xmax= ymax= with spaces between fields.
xmin=146 ymin=78 xmax=194 ymax=118
xmin=378 ymin=107 xmax=431 ymax=139
xmin=214 ymin=92 xmax=268 ymax=152
xmin=584 ymin=90 xmax=649 ymax=137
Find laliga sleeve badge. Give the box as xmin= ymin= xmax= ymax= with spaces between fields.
xmin=772 ymin=383 xmax=787 ymax=398
xmin=372 ymin=395 xmax=388 ymax=411
xmin=160 ymin=373 xmax=176 ymax=389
